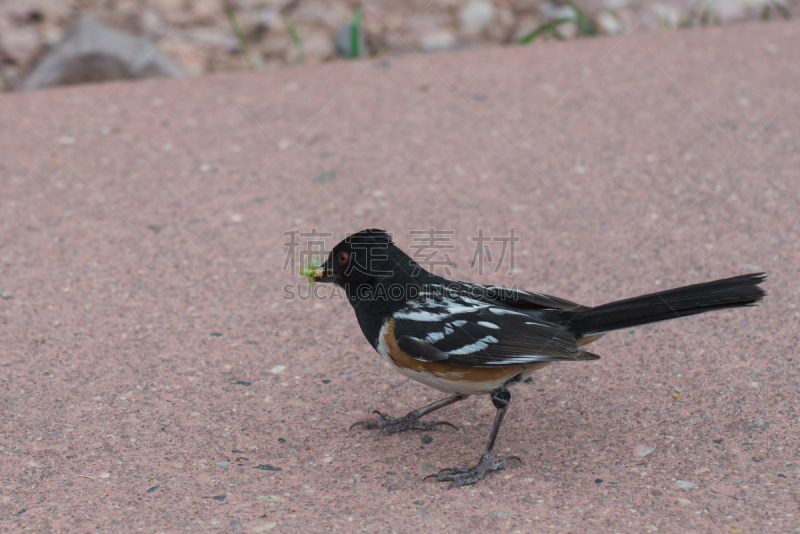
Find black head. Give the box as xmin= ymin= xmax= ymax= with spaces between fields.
xmin=313 ymin=229 xmax=426 ymax=293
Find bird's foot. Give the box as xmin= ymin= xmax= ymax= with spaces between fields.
xmin=424 ymin=451 xmax=521 ymax=488
xmin=349 ymin=410 xmax=457 ymax=436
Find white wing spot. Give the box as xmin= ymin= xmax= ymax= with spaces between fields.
xmin=483 ymin=355 xmax=550 ymax=365
xmin=447 ymin=336 xmax=499 ymax=356
xmin=425 ymin=331 xmax=446 ymax=343
xmin=477 ymin=321 xmax=499 ymax=329
xmin=489 ymin=307 xmax=528 ymax=316
xmin=449 ymin=320 xmax=467 ymax=328
xmin=394 ymin=310 xmax=451 ymax=322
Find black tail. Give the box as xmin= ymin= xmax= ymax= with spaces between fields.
xmin=565 ymin=273 xmax=766 ymax=338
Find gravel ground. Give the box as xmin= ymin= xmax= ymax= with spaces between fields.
xmin=1 ymin=0 xmax=798 ymax=90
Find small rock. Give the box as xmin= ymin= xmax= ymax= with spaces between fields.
xmin=254 ymin=464 xmax=282 ymax=471
xmin=421 ymin=461 xmax=437 ymax=473
xmin=636 ymin=445 xmax=656 ymax=457
xmin=597 ymin=11 xmax=623 ymax=35
xmin=257 ymin=495 xmax=284 ymax=502
xmin=4 ymin=1 xmax=45 ymax=25
xmin=540 ymin=2 xmax=575 ymax=21
xmin=418 ymin=30 xmax=456 ymax=53
xmin=459 ymin=0 xmax=495 ymax=33
xmin=270 ymin=365 xmax=285 ymax=374
xmin=146 ymin=485 xmax=160 ymax=493
xmin=485 ymin=5 xmax=515 ymax=41
xmin=1 ymin=291 xmax=13 ymax=299
xmin=217 ymin=460 xmax=230 ymax=467
xmin=158 ymin=38 xmax=206 ymax=76
xmin=17 ymin=15 xmax=183 ymax=91
xmin=676 ymin=480 xmax=697 ymax=489
xmin=185 ymin=27 xmax=239 ymax=53
xmin=649 ymin=4 xmax=680 ymax=29
xmin=0 ymin=26 xmax=42 ymax=69
xmin=290 ymin=31 xmax=333 ymax=63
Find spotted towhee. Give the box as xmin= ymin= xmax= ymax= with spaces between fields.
xmin=312 ymin=229 xmax=766 ymax=487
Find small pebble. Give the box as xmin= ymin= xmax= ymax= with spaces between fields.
xmin=636 ymin=445 xmax=656 ymax=457
xmin=254 ymin=464 xmax=282 ymax=471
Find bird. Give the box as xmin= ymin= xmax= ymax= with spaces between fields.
xmin=310 ymin=228 xmax=766 ymax=487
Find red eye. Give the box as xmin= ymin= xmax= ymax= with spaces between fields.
xmin=338 ymin=252 xmax=349 ymax=264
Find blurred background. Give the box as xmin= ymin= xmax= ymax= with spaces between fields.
xmin=1 ymin=0 xmax=797 ymax=91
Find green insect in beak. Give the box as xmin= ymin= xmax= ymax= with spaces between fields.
xmin=299 ymin=256 xmax=321 ymax=286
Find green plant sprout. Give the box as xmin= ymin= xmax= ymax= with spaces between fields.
xmin=517 ymin=18 xmax=571 ymax=44
xmin=350 ymin=8 xmax=363 ymax=58
xmin=222 ymin=2 xmax=256 ymax=71
xmin=518 ymin=2 xmax=595 ymax=44
xmin=285 ymin=18 xmax=305 ymax=63
xmin=762 ymin=1 xmax=792 ymax=21
xmin=569 ymin=1 xmax=596 ymax=36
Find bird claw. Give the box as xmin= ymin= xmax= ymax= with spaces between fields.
xmin=349 ymin=410 xmax=458 ymax=435
xmin=424 ymin=452 xmax=522 ymax=488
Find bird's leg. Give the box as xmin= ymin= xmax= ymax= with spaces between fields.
xmin=425 ymin=386 xmax=521 ymax=488
xmin=350 ymin=394 xmax=466 ymax=435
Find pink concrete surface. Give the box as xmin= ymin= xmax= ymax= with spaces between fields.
xmin=1 ymin=21 xmax=799 ymax=533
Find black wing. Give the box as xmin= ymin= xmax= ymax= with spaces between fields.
xmin=451 ymin=282 xmax=586 ymax=312
xmin=392 ymin=291 xmax=598 ymax=367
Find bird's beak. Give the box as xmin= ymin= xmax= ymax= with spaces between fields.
xmin=312 ymin=260 xmax=334 ymax=283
